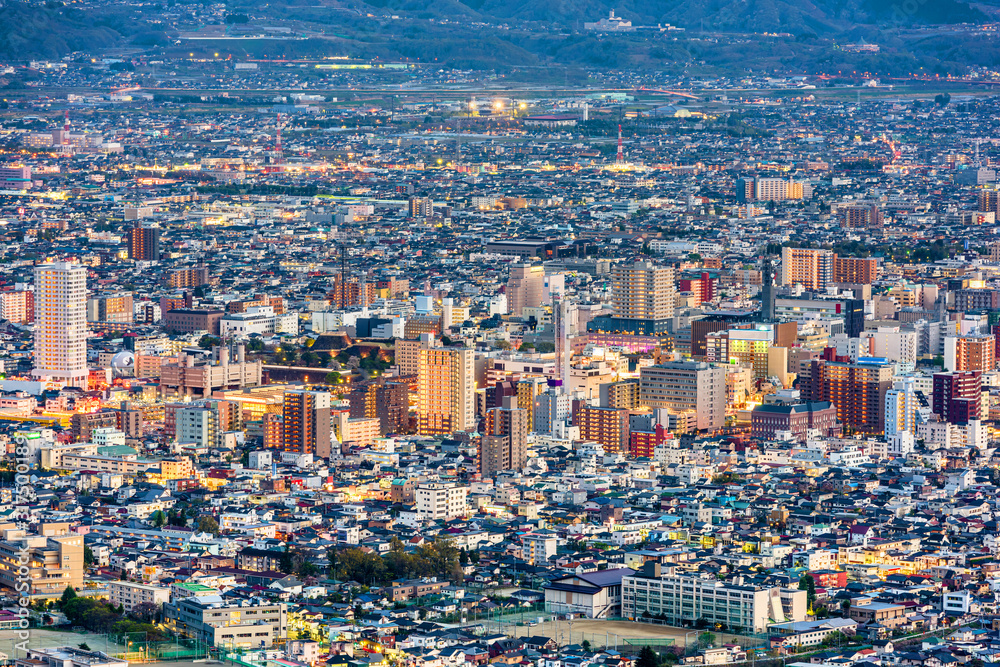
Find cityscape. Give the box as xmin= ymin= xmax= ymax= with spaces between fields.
xmin=10 ymin=4 xmax=1000 ymax=667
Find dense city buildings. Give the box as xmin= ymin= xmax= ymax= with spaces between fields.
xmin=4 ymin=41 xmax=1000 ymax=667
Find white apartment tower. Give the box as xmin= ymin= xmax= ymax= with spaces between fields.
xmin=33 ymin=262 xmax=88 ymax=386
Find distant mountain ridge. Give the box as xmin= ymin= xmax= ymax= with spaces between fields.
xmin=358 ymin=0 xmax=988 ymax=32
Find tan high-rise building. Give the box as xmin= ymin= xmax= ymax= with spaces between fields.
xmin=780 ymin=247 xmax=834 ymax=291
xmin=833 ymin=256 xmax=878 ymax=284
xmin=479 ymin=398 xmax=528 ymax=478
xmin=516 ymin=376 xmax=547 ymax=432
xmin=417 ymin=346 xmax=475 ymax=435
xmin=639 ymin=361 xmax=727 ymax=431
xmin=396 ymin=333 xmax=435 ymax=377
xmin=611 ymin=261 xmax=675 ymax=321
xmin=802 ymin=359 xmax=893 ymax=434
xmin=506 ymin=264 xmax=545 ymax=317
xmin=87 ymin=292 xmax=133 ymax=324
xmin=281 ymin=390 xmax=332 ymax=457
xmin=33 ymin=262 xmax=88 ymax=386
xmin=945 ymin=334 xmax=996 ymax=373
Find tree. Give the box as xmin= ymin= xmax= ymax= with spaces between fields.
xmin=79 ymin=644 xmax=91 ymax=651
xmin=196 ymin=516 xmax=220 ymax=536
xmin=83 ymin=546 xmax=95 ymax=568
xmin=798 ymin=573 xmax=817 ymax=610
xmin=581 ymin=640 xmax=592 ymax=652
xmin=638 ymin=646 xmax=658 ymax=667
xmin=150 ymin=510 xmax=167 ymax=527
xmin=698 ymin=632 xmax=716 ymax=649
xmin=199 ymin=335 xmax=220 ymax=350
xmin=130 ymin=602 xmax=159 ymax=623
xmin=60 ymin=586 xmax=77 ymax=607
xmin=935 ymin=93 xmax=951 ymax=107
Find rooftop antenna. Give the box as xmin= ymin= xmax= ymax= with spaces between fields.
xmin=616 ymin=124 xmax=624 ymax=164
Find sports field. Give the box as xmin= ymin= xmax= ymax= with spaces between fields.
xmin=0 ymin=628 xmax=128 ymax=655
xmin=483 ymin=618 xmax=763 ymax=650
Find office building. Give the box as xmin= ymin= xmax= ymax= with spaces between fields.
xmin=0 ymin=524 xmax=84 ymax=599
xmin=780 ymin=247 xmax=834 ymax=291
xmin=417 ymin=346 xmax=475 ymax=435
xmin=164 ymin=595 xmax=287 ymax=647
xmin=159 ymin=345 xmax=262 ymax=398
xmin=944 ymin=334 xmax=996 ymax=373
xmin=533 ymin=387 xmax=571 ymax=435
xmin=0 ymin=165 xmax=31 ymax=189
xmin=775 ymin=297 xmax=865 ymax=338
xmin=750 ymin=401 xmax=840 ymax=441
xmin=281 ymin=390 xmax=332 ymax=457
xmin=802 ymin=358 xmax=893 ymax=434
xmin=479 ymin=398 xmax=528 ymax=478
xmin=639 ymin=361 xmax=727 ymax=431
xmin=32 ymin=262 xmax=88 ymax=386
xmin=621 ymin=565 xmax=807 ymax=633
xmin=507 ymin=264 xmax=545 ymax=317
xmin=126 ymin=222 xmax=161 ymax=261
xmin=415 ymin=483 xmax=467 ymax=520
xmin=162 ymin=309 xmax=225 ymax=335
xmin=933 ymin=371 xmax=982 ymax=424
xmin=611 ymin=261 xmax=675 ymax=321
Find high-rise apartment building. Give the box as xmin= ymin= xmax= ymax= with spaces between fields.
xmin=840 ymin=204 xmax=883 ymax=229
xmin=517 ymin=376 xmax=548 ymax=432
xmin=832 ymin=256 xmax=879 ymax=284
xmin=281 ymin=390 xmax=332 ymax=457
xmin=126 ymin=222 xmax=161 ymax=261
xmin=885 ymin=377 xmax=919 ymax=456
xmin=87 ymin=292 xmax=133 ymax=324
xmin=506 ymin=264 xmax=545 ymax=317
xmin=944 ymin=334 xmax=996 ymax=373
xmin=611 ymin=261 xmax=675 ymax=321
xmin=780 ymin=247 xmax=834 ymax=291
xmin=417 ymin=346 xmax=475 ymax=435
xmin=169 ymin=265 xmax=210 ymax=289
xmin=933 ymin=371 xmax=982 ymax=424
xmin=0 ymin=289 xmax=33 ymax=324
xmin=479 ymin=398 xmax=528 ymax=478
xmin=408 ymin=197 xmax=434 ymax=218
xmin=639 ymin=361 xmax=727 ymax=431
xmin=347 ymin=377 xmax=408 ymax=435
xmin=574 ymin=404 xmax=629 ymax=454
xmin=802 ymin=358 xmax=893 ymax=434
xmin=33 ymin=262 xmax=88 ymax=386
